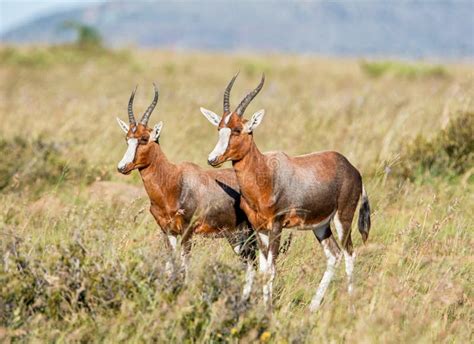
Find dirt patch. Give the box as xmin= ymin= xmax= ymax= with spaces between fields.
xmin=87 ymin=181 xmax=146 ymax=203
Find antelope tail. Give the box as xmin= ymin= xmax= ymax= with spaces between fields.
xmin=357 ymin=185 xmax=371 ymax=243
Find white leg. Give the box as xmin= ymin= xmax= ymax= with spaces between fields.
xmin=333 ymin=212 xmax=355 ymax=295
xmin=242 ymin=261 xmax=256 ymax=300
xmin=343 ymin=251 xmax=355 ymax=294
xmin=257 ymin=232 xmax=274 ymax=305
xmin=333 ymin=211 xmax=344 ymax=242
xmin=258 ymin=249 xmax=267 ymax=273
xmin=262 ymin=250 xmax=275 ymax=305
xmin=165 ymin=234 xmax=178 ymax=276
xmin=257 ymin=232 xmax=269 ymax=273
xmin=309 ymin=237 xmax=341 ymax=312
xmin=167 ymin=234 xmax=178 ymax=250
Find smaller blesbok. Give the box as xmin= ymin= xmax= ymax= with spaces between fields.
xmin=201 ymin=74 xmax=371 ymax=311
xmin=116 ymin=84 xmax=257 ymax=297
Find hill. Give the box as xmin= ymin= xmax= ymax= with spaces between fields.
xmin=2 ymin=0 xmax=473 ymax=58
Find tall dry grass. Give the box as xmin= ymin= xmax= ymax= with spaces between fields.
xmin=0 ymin=45 xmax=473 ymax=343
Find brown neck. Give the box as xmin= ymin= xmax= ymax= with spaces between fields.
xmin=232 ymin=137 xmax=270 ymax=194
xmin=139 ymin=143 xmax=178 ymax=194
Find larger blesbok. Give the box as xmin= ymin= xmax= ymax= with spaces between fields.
xmin=116 ymin=84 xmax=257 ymax=297
xmin=200 ymin=74 xmax=371 ymax=311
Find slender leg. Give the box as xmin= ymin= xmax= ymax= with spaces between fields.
xmin=260 ymin=224 xmax=282 ymax=310
xmin=257 ymin=231 xmax=269 ymax=273
xmin=256 ymin=231 xmax=270 ymax=304
xmin=310 ymin=224 xmax=342 ymax=312
xmin=180 ymin=237 xmax=192 ymax=281
xmin=242 ymin=261 xmax=256 ymax=301
xmin=334 ymin=211 xmax=356 ymax=296
xmin=165 ymin=233 xmax=178 ymax=276
xmin=224 ymin=227 xmax=258 ymax=301
xmin=262 ymin=254 xmax=275 ymax=308
xmin=151 ymin=206 xmax=179 ymax=277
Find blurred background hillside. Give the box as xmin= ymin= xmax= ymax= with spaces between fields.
xmin=1 ymin=0 xmax=473 ymax=58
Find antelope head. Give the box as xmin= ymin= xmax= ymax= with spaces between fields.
xmin=116 ymin=84 xmax=163 ymax=174
xmin=201 ymin=73 xmax=265 ymax=166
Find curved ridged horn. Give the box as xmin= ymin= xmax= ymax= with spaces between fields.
xmin=235 ymin=74 xmax=265 ymax=116
xmin=140 ymin=83 xmax=159 ymax=126
xmin=223 ymin=72 xmax=239 ymax=114
xmin=128 ymin=85 xmax=138 ymax=125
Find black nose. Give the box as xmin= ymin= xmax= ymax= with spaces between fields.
xmin=208 ymin=158 xmax=217 ymax=166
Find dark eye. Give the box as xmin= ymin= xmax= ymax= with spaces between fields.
xmin=140 ymin=136 xmax=149 ymax=143
xmin=232 ymin=128 xmax=241 ymax=135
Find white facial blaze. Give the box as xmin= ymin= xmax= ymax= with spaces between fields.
xmin=208 ymin=128 xmax=231 ymax=162
xmin=118 ymin=138 xmax=138 ymax=170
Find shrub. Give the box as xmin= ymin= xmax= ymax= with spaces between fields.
xmin=360 ymin=60 xmax=448 ymax=79
xmin=61 ymin=21 xmax=103 ymax=50
xmin=394 ymin=112 xmax=474 ymax=180
xmin=0 ymin=136 xmax=109 ymax=195
xmin=0 ymin=239 xmax=163 ymax=325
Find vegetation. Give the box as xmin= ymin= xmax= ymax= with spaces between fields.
xmin=0 ymin=45 xmax=134 ymax=68
xmin=395 ymin=112 xmax=474 ymax=181
xmin=0 ymin=47 xmax=472 ymax=342
xmin=0 ymin=136 xmax=109 ymax=195
xmin=61 ymin=21 xmax=103 ymax=49
xmin=360 ymin=60 xmax=448 ymax=79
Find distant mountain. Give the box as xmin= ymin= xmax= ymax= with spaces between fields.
xmin=2 ymin=0 xmax=473 ymax=58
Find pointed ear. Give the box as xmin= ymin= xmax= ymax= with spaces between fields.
xmin=116 ymin=117 xmax=129 ymax=133
xmin=200 ymin=107 xmax=221 ymax=126
xmin=244 ymin=109 xmax=265 ymax=133
xmin=150 ymin=121 xmax=163 ymax=142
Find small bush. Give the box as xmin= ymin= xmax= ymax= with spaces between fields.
xmin=395 ymin=112 xmax=474 ymax=180
xmin=0 ymin=45 xmax=133 ymax=68
xmin=0 ymin=240 xmax=164 ymax=325
xmin=0 ymin=136 xmax=109 ymax=194
xmin=61 ymin=21 xmax=103 ymax=50
xmin=360 ymin=60 xmax=448 ymax=79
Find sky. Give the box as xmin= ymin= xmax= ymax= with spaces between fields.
xmin=0 ymin=0 xmax=106 ymax=34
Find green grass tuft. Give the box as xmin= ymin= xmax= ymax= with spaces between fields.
xmin=360 ymin=60 xmax=448 ymax=78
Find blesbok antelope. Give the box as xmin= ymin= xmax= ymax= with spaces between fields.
xmin=116 ymin=84 xmax=257 ymax=297
xmin=200 ymin=74 xmax=371 ymax=311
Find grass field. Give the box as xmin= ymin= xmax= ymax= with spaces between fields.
xmin=0 ymin=46 xmax=473 ymax=343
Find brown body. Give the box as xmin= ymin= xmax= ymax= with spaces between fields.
xmin=202 ymin=74 xmax=371 ymax=311
xmin=234 ymin=147 xmax=362 ymax=242
xmin=137 ymin=135 xmax=250 ymax=240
